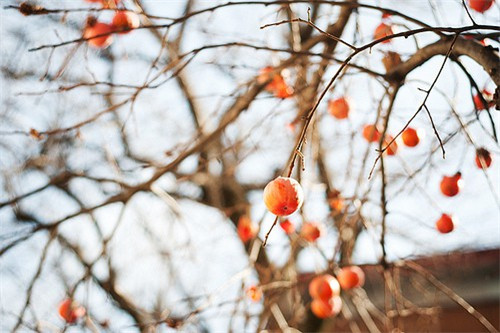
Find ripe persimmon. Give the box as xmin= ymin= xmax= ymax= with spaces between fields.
xmin=300 ymin=222 xmax=323 ymax=242
xmin=337 ymin=266 xmax=365 ymax=290
xmin=473 ymin=89 xmax=494 ymax=110
xmin=402 ymin=127 xmax=420 ymax=147
xmin=237 ymin=216 xmax=257 ymax=243
xmin=328 ymin=97 xmax=350 ymax=119
xmin=362 ymin=124 xmax=381 ymax=143
xmin=469 ymin=0 xmax=494 ymax=13
xmin=112 ymin=10 xmax=140 ymax=34
xmin=83 ymin=20 xmax=114 ymax=48
xmin=58 ymin=299 xmax=85 ymax=324
xmin=309 ymin=274 xmax=340 ymax=301
xmin=384 ymin=135 xmax=398 ymax=155
xmin=279 ymin=219 xmax=295 ymax=234
xmin=440 ymin=172 xmax=462 ymax=197
xmin=475 ymin=148 xmax=492 ymax=168
xmin=436 ymin=214 xmax=454 ymax=233
xmin=311 ymin=296 xmax=342 ymax=319
xmin=263 ymin=177 xmax=304 ymax=216
xmin=258 ymin=67 xmax=293 ymax=99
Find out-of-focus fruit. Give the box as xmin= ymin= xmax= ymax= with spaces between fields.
xmin=337 ymin=266 xmax=365 ymax=290
xmin=436 ymin=214 xmax=454 ymax=233
xmin=440 ymin=172 xmax=462 ymax=197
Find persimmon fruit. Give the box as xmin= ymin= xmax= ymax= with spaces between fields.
xmin=311 ymin=296 xmax=342 ymax=319
xmin=237 ymin=216 xmax=257 ymax=243
xmin=300 ymin=222 xmax=323 ymax=242
xmin=112 ymin=11 xmax=140 ymax=34
xmin=263 ymin=177 xmax=304 ymax=216
xmin=309 ymin=274 xmax=340 ymax=302
xmin=362 ymin=124 xmax=381 ymax=143
xmin=440 ymin=172 xmax=462 ymax=197
xmin=473 ymin=89 xmax=493 ymax=110
xmin=83 ymin=21 xmax=114 ymax=48
xmin=475 ymin=148 xmax=492 ymax=168
xmin=328 ymin=97 xmax=350 ymax=119
xmin=384 ymin=135 xmax=398 ymax=155
xmin=436 ymin=214 xmax=454 ymax=234
xmin=337 ymin=266 xmax=365 ymax=290
xmin=402 ymin=127 xmax=420 ymax=147
xmin=58 ymin=299 xmax=85 ymax=324
xmin=279 ymin=219 xmax=295 ymax=234
xmin=469 ymin=0 xmax=494 ymax=13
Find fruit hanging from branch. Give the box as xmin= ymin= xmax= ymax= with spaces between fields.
xmin=468 ymin=0 xmax=495 ymax=13
xmin=402 ymin=127 xmax=420 ymax=147
xmin=475 ymin=148 xmax=492 ymax=168
xmin=436 ymin=214 xmax=455 ymax=233
xmin=440 ymin=172 xmax=462 ymax=197
xmin=362 ymin=124 xmax=381 ymax=143
xmin=58 ymin=299 xmax=86 ymax=324
xmin=279 ymin=219 xmax=295 ymax=234
xmin=311 ymin=296 xmax=342 ymax=319
xmin=308 ymin=274 xmax=341 ymax=302
xmin=473 ymin=89 xmax=494 ymax=110
xmin=384 ymin=135 xmax=398 ymax=156
xmin=237 ymin=216 xmax=257 ymax=243
xmin=112 ymin=10 xmax=140 ymax=34
xmin=337 ymin=266 xmax=365 ymax=290
xmin=258 ymin=67 xmax=293 ymax=99
xmin=328 ymin=97 xmax=350 ymax=119
xmin=83 ymin=18 xmax=114 ymax=48
xmin=300 ymin=222 xmax=324 ymax=242
xmin=263 ymin=177 xmax=304 ymax=216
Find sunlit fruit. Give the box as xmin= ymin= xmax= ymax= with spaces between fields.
xmin=436 ymin=213 xmax=454 ymax=233
xmin=374 ymin=23 xmax=394 ymax=43
xmin=273 ymin=78 xmax=294 ymax=98
xmin=309 ymin=274 xmax=340 ymax=301
xmin=258 ymin=67 xmax=293 ymax=99
xmin=362 ymin=124 xmax=381 ymax=143
xmin=237 ymin=216 xmax=257 ymax=243
xmin=279 ymin=219 xmax=295 ymax=234
xmin=246 ymin=285 xmax=263 ymax=302
xmin=300 ymin=222 xmax=323 ymax=242
xmin=263 ymin=177 xmax=304 ymax=216
xmin=382 ymin=51 xmax=402 ymax=72
xmin=337 ymin=266 xmax=365 ymax=290
xmin=402 ymin=127 xmax=420 ymax=147
xmin=311 ymin=296 xmax=342 ymax=319
xmin=328 ymin=97 xmax=350 ymax=119
xmin=112 ymin=11 xmax=140 ymax=34
xmin=384 ymin=135 xmax=398 ymax=155
xmin=468 ymin=0 xmax=494 ymax=13
xmin=83 ymin=20 xmax=114 ymax=48
xmin=440 ymin=172 xmax=462 ymax=197
xmin=58 ymin=298 xmax=86 ymax=324
xmin=473 ymin=89 xmax=494 ymax=110
xmin=475 ymin=148 xmax=492 ymax=168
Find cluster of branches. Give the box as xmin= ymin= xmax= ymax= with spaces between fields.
xmin=0 ymin=0 xmax=498 ymax=332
